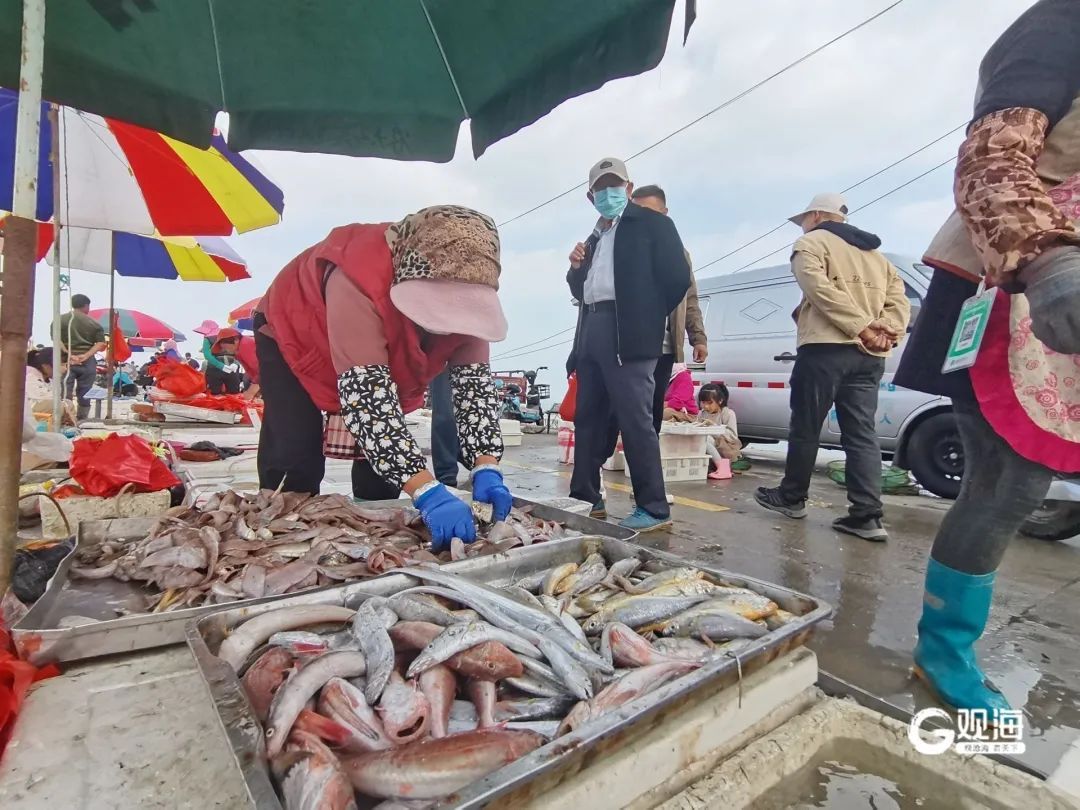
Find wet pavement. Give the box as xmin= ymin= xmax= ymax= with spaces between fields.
xmin=499 ymin=433 xmax=1080 ymax=777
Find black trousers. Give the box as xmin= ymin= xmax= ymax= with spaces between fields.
xmin=569 ymin=307 xmax=668 ymax=518
xmin=429 ymin=368 xmax=461 ymax=488
xmin=65 ymin=355 xmax=98 ymax=419
xmin=205 ymin=364 xmax=241 ymax=395
xmin=254 ymin=316 xmax=399 ymax=501
xmin=602 ymin=351 xmax=675 ymax=460
xmin=780 ymin=344 xmax=885 ymax=519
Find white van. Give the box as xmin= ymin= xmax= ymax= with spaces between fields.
xmin=691 ymin=255 xmax=963 ymax=498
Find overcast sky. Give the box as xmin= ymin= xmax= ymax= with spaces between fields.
xmin=31 ymin=0 xmax=1036 ymax=399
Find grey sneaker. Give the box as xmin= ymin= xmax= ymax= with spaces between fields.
xmin=832 ymin=515 xmax=888 ymax=542
xmin=754 ymin=486 xmax=807 ymax=519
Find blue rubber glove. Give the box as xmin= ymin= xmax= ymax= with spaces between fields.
xmin=415 ymin=483 xmax=476 ymax=551
xmin=473 ymin=468 xmax=513 ymax=522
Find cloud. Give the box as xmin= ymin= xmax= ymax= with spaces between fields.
xmin=31 ymin=0 xmax=1038 ymax=403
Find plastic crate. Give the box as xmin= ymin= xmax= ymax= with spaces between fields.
xmin=625 ymin=454 xmax=709 ymax=483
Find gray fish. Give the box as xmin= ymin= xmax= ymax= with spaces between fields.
xmin=581 ymin=595 xmax=711 ymax=635
xmin=536 ymin=637 xmax=593 ymax=700
xmin=495 ymin=695 xmax=577 ymax=722
xmin=518 ymin=655 xmax=561 ymax=685
xmin=504 ymin=673 xmax=570 ymax=698
xmin=509 ymin=568 xmax=549 ymax=594
xmin=405 ymin=621 xmax=541 ymax=678
xmin=386 ymin=593 xmax=461 ymax=627
xmin=602 ymin=557 xmax=642 ymax=588
xmin=139 ymin=544 xmax=206 ymax=570
xmin=402 ymin=568 xmax=612 ymax=674
xmin=502 ymin=584 xmax=544 ymax=608
xmin=539 ymin=595 xmax=591 ymax=645
xmin=560 ymin=553 xmax=608 ymax=597
xmin=660 ymin=611 xmax=767 ymax=641
xmin=353 ymin=600 xmax=396 ymax=704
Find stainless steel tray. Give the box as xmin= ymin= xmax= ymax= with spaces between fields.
xmin=187 ymin=536 xmax=832 ymax=809
xmin=13 ymin=498 xmax=631 ymax=665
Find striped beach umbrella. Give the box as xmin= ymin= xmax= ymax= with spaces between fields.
xmin=0 ymin=86 xmax=284 ymax=236
xmin=87 ymin=308 xmax=186 ymax=342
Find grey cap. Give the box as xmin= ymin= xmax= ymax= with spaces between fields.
xmin=588 ymin=157 xmax=630 ymax=190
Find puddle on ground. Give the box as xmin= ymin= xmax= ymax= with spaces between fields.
xmin=754 ymin=742 xmax=1007 ymax=810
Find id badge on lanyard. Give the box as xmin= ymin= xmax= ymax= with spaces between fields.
xmin=942 ymin=281 xmax=998 ymax=373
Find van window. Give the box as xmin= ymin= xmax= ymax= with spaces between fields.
xmin=717 ymin=283 xmax=801 ymax=338
xmin=904 ymin=282 xmax=922 ymax=331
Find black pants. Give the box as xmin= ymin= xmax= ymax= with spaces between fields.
xmin=206 ymin=364 xmax=241 ymax=395
xmin=254 ymin=316 xmax=399 ymax=500
xmin=570 ymin=307 xmax=668 ymax=518
xmin=780 ymin=344 xmax=885 ymax=519
xmin=429 ymin=368 xmax=461 ymax=488
xmin=602 ymin=351 xmax=674 ymax=459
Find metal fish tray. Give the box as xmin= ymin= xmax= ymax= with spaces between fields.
xmin=12 ymin=499 xmax=630 ymax=666
xmin=186 ymin=536 xmax=832 ymax=809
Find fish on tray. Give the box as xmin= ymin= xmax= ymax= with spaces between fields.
xmin=215 ymin=557 xmax=802 ymax=807
xmin=68 ymin=489 xmax=575 ymax=612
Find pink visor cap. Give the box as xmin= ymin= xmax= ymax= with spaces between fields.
xmin=385 ymin=205 xmax=507 ymax=342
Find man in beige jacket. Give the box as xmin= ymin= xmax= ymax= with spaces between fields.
xmin=755 ymin=193 xmax=910 ymax=542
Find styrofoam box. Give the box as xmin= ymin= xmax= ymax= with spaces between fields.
xmin=625 ymin=454 xmax=710 ymax=483
xmin=603 ymin=450 xmax=626 ymax=471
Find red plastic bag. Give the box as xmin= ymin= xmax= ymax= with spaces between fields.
xmin=559 ymin=374 xmax=577 ymax=423
xmin=69 ymin=434 xmax=180 ymax=497
xmin=110 ymin=312 xmax=132 ymax=363
xmin=0 ymin=606 xmax=59 ymax=756
xmin=153 ymin=359 xmax=206 ymax=397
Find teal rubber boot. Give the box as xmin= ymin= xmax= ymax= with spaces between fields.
xmin=912 ymin=559 xmax=1012 ymax=714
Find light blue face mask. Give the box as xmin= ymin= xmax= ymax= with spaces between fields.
xmin=592 ymin=186 xmax=628 ymax=220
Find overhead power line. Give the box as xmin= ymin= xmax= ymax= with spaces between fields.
xmin=725 ymin=155 xmax=958 ymax=274
xmin=491 ymin=325 xmax=576 ymax=360
xmin=497 ymin=0 xmax=908 ymax=228
xmin=693 ymin=124 xmax=966 ymax=275
xmin=492 ymin=337 xmax=575 ymax=363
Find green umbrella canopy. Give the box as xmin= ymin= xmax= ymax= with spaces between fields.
xmin=0 ymin=0 xmax=693 ymax=161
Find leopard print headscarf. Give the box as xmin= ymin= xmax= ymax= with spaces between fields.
xmin=385 ymin=205 xmax=501 ymax=290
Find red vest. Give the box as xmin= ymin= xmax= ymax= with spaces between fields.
xmin=263 ymin=223 xmax=466 ymax=413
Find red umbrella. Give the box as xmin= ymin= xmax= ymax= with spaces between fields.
xmin=87 ymin=308 xmax=185 ymax=342
xmin=228 ymin=296 xmax=263 ymax=324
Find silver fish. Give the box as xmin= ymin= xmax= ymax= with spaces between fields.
xmin=601 ymin=557 xmax=642 ymax=588
xmin=495 ymin=695 xmax=577 ymax=721
xmin=504 ymin=673 xmax=570 ymax=698
xmin=265 ymin=651 xmax=367 ymax=757
xmin=660 ymin=610 xmax=767 ymax=641
xmin=353 ymin=600 xmax=396 ymax=704
xmin=581 ymin=595 xmax=711 ymax=635
xmin=402 ymin=569 xmax=612 ymax=674
xmin=405 ymin=621 xmax=541 ymax=678
xmin=502 ymin=584 xmax=544 ymax=608
xmin=536 ymin=637 xmax=593 ymax=700
xmin=218 ymin=605 xmax=356 ymax=671
xmin=539 ymin=595 xmax=591 ymax=645
xmin=560 ymin=553 xmax=608 ymax=597
xmin=386 ymin=593 xmax=462 ymax=627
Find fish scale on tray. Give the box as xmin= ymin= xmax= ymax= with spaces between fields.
xmin=212 ymin=553 xmax=802 ymax=808
xmin=67 ymin=488 xmax=574 ymax=612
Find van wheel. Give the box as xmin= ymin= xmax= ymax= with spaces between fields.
xmin=906 ymin=413 xmax=963 ymax=499
xmin=1020 ymin=501 xmax=1080 ymax=541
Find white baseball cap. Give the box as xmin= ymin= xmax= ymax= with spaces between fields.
xmin=588 ymin=157 xmax=630 ymax=190
xmin=789 ymin=192 xmax=849 ymax=225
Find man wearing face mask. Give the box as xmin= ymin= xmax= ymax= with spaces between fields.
xmin=566 ymin=158 xmax=691 ymax=531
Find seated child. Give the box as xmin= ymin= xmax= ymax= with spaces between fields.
xmin=696 ymin=383 xmax=749 ymax=477
xmin=662 ymin=363 xmax=699 ymax=422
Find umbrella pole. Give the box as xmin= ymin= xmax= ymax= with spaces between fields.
xmin=106 ymin=259 xmax=115 ymax=420
xmin=0 ymin=0 xmax=47 ymax=591
xmin=50 ymin=102 xmax=64 ymax=432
